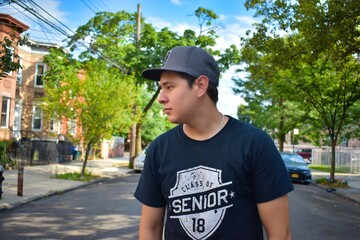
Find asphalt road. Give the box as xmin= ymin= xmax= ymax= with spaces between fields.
xmin=0 ymin=173 xmax=359 ymax=240
xmin=0 ymin=174 xmax=142 ymax=240
xmin=288 ymin=183 xmax=360 ymax=240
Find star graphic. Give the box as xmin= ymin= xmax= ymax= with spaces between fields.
xmin=229 ymin=191 xmax=235 ymax=198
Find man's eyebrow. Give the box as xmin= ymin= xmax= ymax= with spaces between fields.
xmin=160 ymin=81 xmax=171 ymax=87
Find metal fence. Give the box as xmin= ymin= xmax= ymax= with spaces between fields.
xmin=8 ymin=139 xmax=73 ymax=166
xmin=312 ymin=148 xmax=360 ymax=174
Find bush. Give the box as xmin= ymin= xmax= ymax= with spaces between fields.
xmin=0 ymin=140 xmax=11 ymax=168
xmin=315 ymin=177 xmax=348 ymax=188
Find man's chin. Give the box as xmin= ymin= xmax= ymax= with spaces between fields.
xmin=167 ymin=116 xmax=180 ymax=124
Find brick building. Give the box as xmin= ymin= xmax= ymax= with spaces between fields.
xmin=0 ymin=13 xmax=28 ymax=140
xmin=15 ymin=38 xmax=59 ymax=141
xmin=1 ymin=14 xmax=125 ymax=162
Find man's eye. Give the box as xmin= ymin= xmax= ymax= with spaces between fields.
xmin=167 ymin=86 xmax=174 ymax=90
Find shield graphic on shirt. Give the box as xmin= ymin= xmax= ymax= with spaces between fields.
xmin=169 ymin=165 xmax=234 ymax=240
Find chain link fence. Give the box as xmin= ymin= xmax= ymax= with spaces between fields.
xmin=312 ymin=148 xmax=360 ymax=174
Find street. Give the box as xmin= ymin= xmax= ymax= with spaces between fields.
xmin=0 ymin=174 xmax=142 ymax=240
xmin=288 ymin=183 xmax=360 ymax=239
xmin=0 ymin=173 xmax=359 ymax=240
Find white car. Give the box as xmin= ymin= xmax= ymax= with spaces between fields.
xmin=133 ymin=147 xmax=147 ymax=173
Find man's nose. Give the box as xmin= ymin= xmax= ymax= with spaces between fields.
xmin=158 ymin=90 xmax=167 ymax=104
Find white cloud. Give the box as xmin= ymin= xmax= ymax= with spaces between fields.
xmin=0 ymin=0 xmax=70 ymax=43
xmin=218 ymin=14 xmax=228 ymax=21
xmin=235 ymin=15 xmax=259 ymax=27
xmin=147 ymin=17 xmax=199 ymax=36
xmin=171 ymin=0 xmax=184 ymax=6
xmin=217 ymin=65 xmax=247 ymax=118
xmin=218 ymin=82 xmax=245 ymax=118
xmin=147 ymin=17 xmax=172 ymax=30
xmin=212 ymin=15 xmax=258 ymax=53
xmin=36 ymin=0 xmax=70 ymax=23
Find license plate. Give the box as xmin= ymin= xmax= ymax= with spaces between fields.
xmin=291 ymin=173 xmax=299 ymax=178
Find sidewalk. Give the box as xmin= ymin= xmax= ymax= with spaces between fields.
xmin=0 ymin=156 xmax=133 ymax=210
xmin=1 ymin=161 xmax=360 ymax=211
xmin=311 ymin=170 xmax=360 ymax=205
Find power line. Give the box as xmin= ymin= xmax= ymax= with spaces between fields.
xmin=11 ymin=0 xmax=72 ymax=38
xmin=0 ymin=0 xmax=10 ymax=7
xmin=87 ymin=0 xmax=102 ymax=13
xmin=9 ymin=2 xmax=65 ymax=43
xmin=27 ymin=0 xmax=76 ymax=36
xmin=98 ymin=0 xmax=111 ymax=12
xmin=28 ymin=0 xmax=51 ymax=43
xmin=7 ymin=0 xmax=127 ymax=71
xmin=28 ymin=28 xmax=64 ymax=36
xmin=81 ymin=0 xmax=96 ymax=14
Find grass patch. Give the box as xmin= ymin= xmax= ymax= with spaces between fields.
xmin=112 ymin=162 xmax=129 ymax=168
xmin=309 ymin=165 xmax=349 ymax=173
xmin=315 ymin=177 xmax=349 ymax=188
xmin=55 ymin=171 xmax=100 ymax=182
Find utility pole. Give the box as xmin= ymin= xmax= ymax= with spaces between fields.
xmin=129 ymin=3 xmax=141 ymax=166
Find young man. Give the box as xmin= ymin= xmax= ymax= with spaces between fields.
xmin=134 ymin=46 xmax=294 ymax=240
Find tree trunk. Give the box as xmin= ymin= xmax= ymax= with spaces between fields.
xmin=330 ymin=136 xmax=336 ymax=182
xmin=136 ymin=122 xmax=142 ymax=156
xmin=132 ymin=87 xmax=161 ymax=167
xmin=129 ymin=124 xmax=137 ymax=168
xmin=278 ymin=135 xmax=284 ymax=152
xmin=81 ymin=142 xmax=92 ymax=177
xmin=278 ymin=115 xmax=285 ymax=152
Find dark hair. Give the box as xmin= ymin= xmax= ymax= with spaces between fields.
xmin=179 ymin=72 xmax=218 ymax=104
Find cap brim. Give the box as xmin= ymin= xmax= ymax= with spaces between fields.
xmin=142 ymin=68 xmax=194 ymax=81
xmin=141 ymin=68 xmax=164 ymax=81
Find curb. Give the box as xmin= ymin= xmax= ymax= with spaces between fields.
xmin=0 ymin=179 xmax=98 ymax=211
xmin=0 ymin=170 xmax=134 ymax=211
xmin=310 ymin=182 xmax=360 ymax=205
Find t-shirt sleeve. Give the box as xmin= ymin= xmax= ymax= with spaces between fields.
xmin=134 ymin=143 xmax=166 ymax=208
xmin=251 ymin=135 xmax=294 ymax=203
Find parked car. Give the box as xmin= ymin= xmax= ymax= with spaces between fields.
xmin=133 ymin=147 xmax=147 ymax=173
xmin=280 ymin=152 xmax=312 ymax=184
xmin=295 ymin=148 xmax=312 ymax=163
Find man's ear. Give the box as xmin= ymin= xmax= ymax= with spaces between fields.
xmin=194 ymin=75 xmax=209 ymax=97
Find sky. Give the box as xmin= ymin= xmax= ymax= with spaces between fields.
xmin=0 ymin=0 xmax=259 ymax=118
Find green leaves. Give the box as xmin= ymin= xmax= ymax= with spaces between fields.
xmin=0 ymin=33 xmax=28 ymax=79
xmin=239 ymin=0 xmax=360 ymax=180
xmin=42 ymin=49 xmax=136 ymax=144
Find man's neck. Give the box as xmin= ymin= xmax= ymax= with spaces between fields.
xmin=183 ymin=112 xmax=228 ymax=140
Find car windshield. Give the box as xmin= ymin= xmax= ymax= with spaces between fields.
xmin=281 ymin=154 xmax=306 ymax=164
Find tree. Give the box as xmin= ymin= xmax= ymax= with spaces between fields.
xmin=0 ymin=33 xmax=28 ymax=79
xmin=65 ymin=7 xmax=240 ymax=167
xmin=242 ymin=0 xmax=360 ymax=181
xmin=233 ymin=34 xmax=309 ymax=151
xmin=342 ymin=101 xmax=360 ymax=142
xmin=41 ymin=48 xmax=136 ymax=176
xmin=139 ymin=86 xmax=174 ymax=146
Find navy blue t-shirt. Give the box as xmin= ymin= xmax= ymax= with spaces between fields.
xmin=134 ymin=116 xmax=293 ymax=239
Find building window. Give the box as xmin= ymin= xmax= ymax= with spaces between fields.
xmin=68 ymin=120 xmax=76 ymax=135
xmin=16 ymin=59 xmax=22 ymax=84
xmin=0 ymin=98 xmax=10 ymax=128
xmin=35 ymin=63 xmax=46 ymax=87
xmin=50 ymin=118 xmax=56 ymax=132
xmin=4 ymin=46 xmax=14 ymax=76
xmin=32 ymin=106 xmax=42 ymax=130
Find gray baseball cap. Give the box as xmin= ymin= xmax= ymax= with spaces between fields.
xmin=142 ymin=46 xmax=220 ymax=87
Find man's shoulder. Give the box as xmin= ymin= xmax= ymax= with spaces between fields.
xmin=227 ymin=116 xmax=268 ymax=137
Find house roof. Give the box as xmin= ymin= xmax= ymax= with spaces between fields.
xmin=0 ymin=13 xmax=29 ymax=33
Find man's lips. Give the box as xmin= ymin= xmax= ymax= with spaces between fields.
xmin=164 ymin=108 xmax=172 ymax=114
